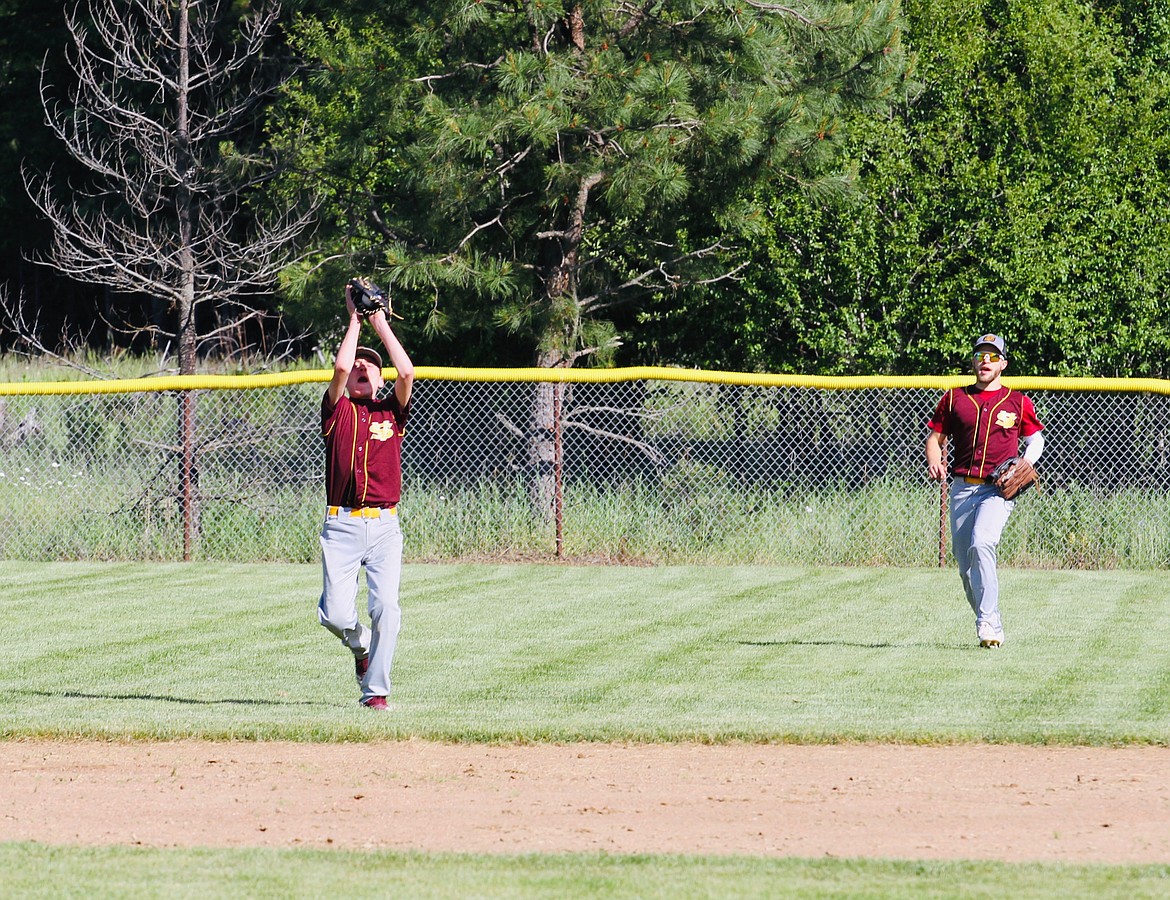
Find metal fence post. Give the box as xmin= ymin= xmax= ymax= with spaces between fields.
xmin=553 ymin=381 xmax=564 ymax=559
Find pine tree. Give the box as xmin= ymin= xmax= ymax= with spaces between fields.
xmin=278 ymin=0 xmax=911 ymax=367
xmin=275 ymin=0 xmax=911 ymax=521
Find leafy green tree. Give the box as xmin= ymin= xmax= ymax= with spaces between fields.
xmin=668 ymin=0 xmax=1170 ymax=377
xmin=272 ymin=0 xmax=912 ymax=519
xmin=900 ymin=0 xmax=1170 ymax=377
xmin=273 ymin=0 xmax=912 ymax=368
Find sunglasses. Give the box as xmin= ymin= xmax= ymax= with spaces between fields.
xmin=971 ymin=352 xmax=1003 ymax=363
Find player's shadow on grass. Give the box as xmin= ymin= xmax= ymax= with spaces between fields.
xmin=737 ymin=639 xmax=971 ymax=650
xmin=26 ymin=689 xmax=326 ymax=707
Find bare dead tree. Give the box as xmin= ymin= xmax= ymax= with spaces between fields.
xmin=0 ymin=283 xmax=110 ymax=378
xmin=20 ymin=0 xmax=316 ymax=559
xmin=22 ymin=0 xmax=315 ymax=375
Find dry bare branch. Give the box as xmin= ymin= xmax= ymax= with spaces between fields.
xmin=23 ymin=0 xmax=316 ymax=373
xmin=578 ymin=240 xmax=737 ymax=312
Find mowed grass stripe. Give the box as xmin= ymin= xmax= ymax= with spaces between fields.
xmin=3 ymin=843 xmax=1170 ymax=899
xmin=1001 ymin=571 xmax=1168 ymax=737
xmin=1 ymin=561 xmax=1168 ymax=743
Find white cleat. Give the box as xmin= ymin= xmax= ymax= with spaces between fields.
xmin=977 ymin=622 xmax=1003 ymax=649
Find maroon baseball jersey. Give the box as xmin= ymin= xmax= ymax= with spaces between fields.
xmin=927 ymin=386 xmax=1043 ymax=479
xmin=322 ymin=391 xmax=410 ymax=508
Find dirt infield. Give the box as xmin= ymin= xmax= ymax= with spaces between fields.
xmin=2 ymin=740 xmax=1168 ymax=863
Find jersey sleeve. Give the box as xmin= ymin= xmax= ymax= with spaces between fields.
xmin=1019 ymin=395 xmax=1044 ymax=437
xmin=926 ymin=390 xmax=951 ymax=434
xmin=321 ymin=391 xmax=349 ymax=437
xmin=388 ymin=393 xmax=411 ymax=427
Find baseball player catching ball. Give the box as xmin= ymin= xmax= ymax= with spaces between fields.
xmin=317 ymin=281 xmax=414 ymax=709
xmin=925 ymin=334 xmax=1045 ymax=648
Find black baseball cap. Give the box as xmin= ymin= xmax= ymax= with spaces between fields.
xmin=973 ymin=333 xmax=1006 ymax=357
xmin=354 ymin=346 xmax=383 ymax=368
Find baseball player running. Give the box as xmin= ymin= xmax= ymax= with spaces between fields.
xmin=925 ymin=334 xmax=1045 ymax=648
xmin=317 ymin=283 xmax=414 ymax=709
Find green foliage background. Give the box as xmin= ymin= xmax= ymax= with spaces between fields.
xmin=270 ymin=0 xmax=911 ymax=371
xmin=636 ymin=0 xmax=1170 ymax=377
xmin=3 ymin=0 xmax=1170 ymax=379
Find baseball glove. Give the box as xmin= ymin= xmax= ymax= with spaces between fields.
xmin=991 ymin=456 xmax=1037 ymax=500
xmin=347 ymin=277 xmax=391 ymax=318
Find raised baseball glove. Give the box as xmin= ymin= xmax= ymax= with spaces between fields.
xmin=991 ymin=456 xmax=1037 ymax=500
xmin=348 ymin=277 xmax=391 ymax=318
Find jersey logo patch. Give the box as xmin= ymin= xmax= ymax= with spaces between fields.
xmin=369 ymin=421 xmax=397 ymax=441
xmin=995 ymin=411 xmax=1017 ymax=429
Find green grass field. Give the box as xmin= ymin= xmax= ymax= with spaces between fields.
xmin=3 ymin=845 xmax=1170 ymax=899
xmin=2 ymin=561 xmax=1169 ymax=897
xmin=3 ymin=562 xmax=1168 ymax=743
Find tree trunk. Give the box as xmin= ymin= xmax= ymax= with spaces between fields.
xmin=530 ymin=348 xmax=567 ymax=524
xmin=526 ymin=168 xmax=601 ymax=526
xmin=175 ymin=0 xmax=199 ymax=558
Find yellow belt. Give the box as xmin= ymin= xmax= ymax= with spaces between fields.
xmin=961 ymin=476 xmax=988 ymax=485
xmin=327 ymin=505 xmax=396 ymax=518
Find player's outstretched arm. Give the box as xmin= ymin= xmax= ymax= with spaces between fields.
xmin=327 ymin=290 xmax=363 ymax=408
xmin=370 ymin=311 xmax=415 ymax=408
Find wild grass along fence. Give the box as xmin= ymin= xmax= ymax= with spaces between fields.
xmin=1 ymin=367 xmax=1169 ymax=567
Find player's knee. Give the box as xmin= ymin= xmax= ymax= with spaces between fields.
xmin=369 ymin=602 xmax=401 ymax=634
xmin=317 ymin=599 xmax=350 ymax=636
xmin=968 ymin=535 xmax=998 ymax=557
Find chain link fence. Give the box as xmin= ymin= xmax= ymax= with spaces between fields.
xmin=2 ymin=370 xmax=1169 ymax=567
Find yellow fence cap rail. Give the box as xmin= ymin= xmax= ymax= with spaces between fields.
xmin=2 ymin=366 xmax=1170 ymax=395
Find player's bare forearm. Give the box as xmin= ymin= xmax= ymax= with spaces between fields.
xmin=925 ymin=432 xmax=948 ymax=482
xmin=328 ymin=300 xmax=364 ymax=406
xmin=371 ymin=314 xmax=415 ymax=406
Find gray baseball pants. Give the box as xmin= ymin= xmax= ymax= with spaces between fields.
xmin=949 ymin=480 xmax=1014 ymax=633
xmin=317 ymin=508 xmax=403 ymax=701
